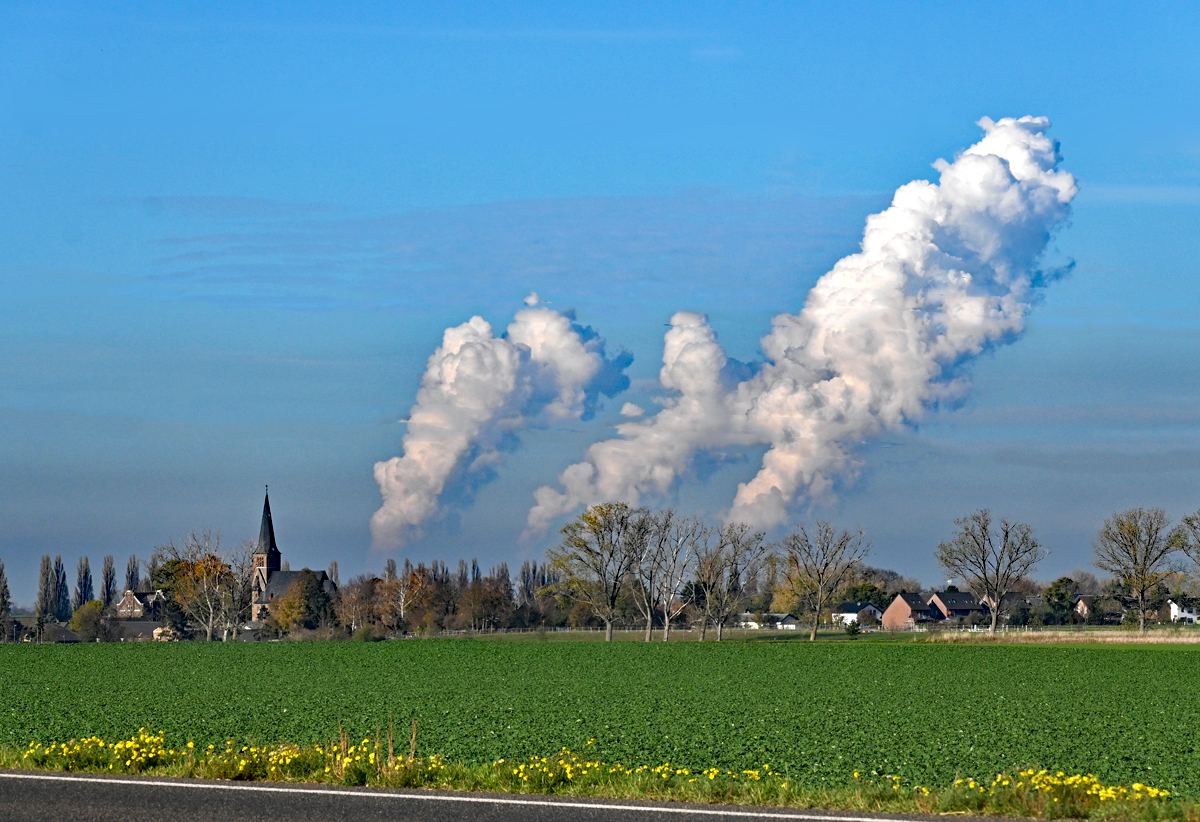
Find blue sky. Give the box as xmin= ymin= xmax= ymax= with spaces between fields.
xmin=2 ymin=1 xmax=1199 ymax=602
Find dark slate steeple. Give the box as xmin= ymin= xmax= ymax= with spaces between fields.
xmin=256 ymin=487 xmax=281 ymax=575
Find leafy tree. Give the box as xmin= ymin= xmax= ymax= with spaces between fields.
xmin=156 ymin=531 xmax=234 ymax=641
xmin=53 ymin=556 xmax=71 ymax=622
xmin=1044 ymin=576 xmax=1079 ymax=621
xmin=840 ymin=581 xmax=891 ymax=612
xmin=781 ymin=521 xmax=870 ymax=641
xmin=546 ymin=502 xmax=651 ymax=642
xmin=100 ymin=555 xmax=116 ymax=607
xmin=73 ymin=557 xmax=94 ymax=613
xmin=936 ymin=510 xmax=1048 ymax=634
xmin=268 ymin=570 xmax=334 ymax=633
xmin=1094 ymin=507 xmax=1175 ymax=632
xmin=70 ymin=600 xmax=121 ymax=642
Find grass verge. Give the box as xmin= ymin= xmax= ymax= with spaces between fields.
xmin=1 ymin=727 xmax=1191 ymax=821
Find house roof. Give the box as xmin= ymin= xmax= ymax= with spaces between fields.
xmin=835 ymin=601 xmax=881 ymax=614
xmin=892 ymin=592 xmax=929 ymax=610
xmin=932 ymin=591 xmax=984 ymax=611
xmin=259 ymin=569 xmax=335 ymax=604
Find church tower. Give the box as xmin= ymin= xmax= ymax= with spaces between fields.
xmin=251 ymin=489 xmax=282 ymax=620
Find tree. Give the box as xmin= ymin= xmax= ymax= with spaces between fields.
xmin=156 ymin=531 xmax=233 ymax=641
xmin=695 ymin=522 xmax=769 ymax=641
xmin=546 ymin=502 xmax=651 ymax=641
xmin=339 ymin=575 xmax=380 ymax=632
xmin=1094 ymin=507 xmax=1176 ymax=632
xmin=73 ymin=557 xmax=94 ymax=613
xmin=220 ymin=541 xmax=256 ymax=640
xmin=1044 ymin=576 xmax=1079 ymax=622
xmin=378 ymin=562 xmax=422 ymax=632
xmin=936 ymin=510 xmax=1048 ymax=634
xmin=327 ymin=561 xmax=340 ymax=587
xmin=100 ymin=555 xmax=116 ymax=607
xmin=35 ymin=556 xmax=54 ymax=622
xmin=53 ymin=556 xmax=71 ymax=622
xmin=0 ymin=559 xmax=11 ymax=641
xmin=781 ymin=522 xmax=870 ymax=641
xmin=70 ymin=600 xmax=121 ymax=642
xmin=125 ymin=554 xmax=140 ymax=593
xmin=384 ymin=559 xmax=397 ymax=581
xmin=268 ymin=570 xmax=334 ymax=633
xmin=655 ymin=513 xmax=703 ymax=641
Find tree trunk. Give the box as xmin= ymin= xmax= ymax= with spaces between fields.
xmin=699 ymin=619 xmax=707 ymax=641
xmin=644 ymin=612 xmax=653 ymax=642
xmin=989 ymin=608 xmax=998 ymax=634
xmin=662 ymin=619 xmax=671 ymax=642
xmin=605 ymin=620 xmax=613 ymax=642
xmin=717 ymin=620 xmax=724 ymax=641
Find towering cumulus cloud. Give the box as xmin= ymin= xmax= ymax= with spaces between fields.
xmin=528 ymin=116 xmax=1077 ymax=532
xmin=371 ymin=299 xmax=629 ymax=548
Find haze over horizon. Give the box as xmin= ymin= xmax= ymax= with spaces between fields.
xmin=3 ymin=2 xmax=1200 ymax=602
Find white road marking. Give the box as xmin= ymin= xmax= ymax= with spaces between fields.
xmin=0 ymin=771 xmax=890 ymax=820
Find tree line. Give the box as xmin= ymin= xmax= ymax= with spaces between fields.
xmin=5 ymin=503 xmax=1200 ymax=642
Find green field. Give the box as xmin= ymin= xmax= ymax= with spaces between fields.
xmin=1 ymin=640 xmax=1195 ymax=794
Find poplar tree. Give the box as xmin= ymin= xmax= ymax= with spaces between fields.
xmin=0 ymin=560 xmax=11 ymax=640
xmin=74 ymin=557 xmax=94 ymax=612
xmin=35 ymin=556 xmax=54 ymax=620
xmin=100 ymin=556 xmax=116 ymax=607
xmin=125 ymin=555 xmax=140 ymax=593
xmin=53 ymin=556 xmax=71 ymax=622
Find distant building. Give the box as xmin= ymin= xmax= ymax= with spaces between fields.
xmin=249 ymin=490 xmax=336 ymax=623
xmin=831 ymin=601 xmax=883 ymax=626
xmin=927 ymin=591 xmax=987 ymax=622
xmin=1168 ymin=599 xmax=1198 ymax=624
xmin=113 ymin=589 xmax=165 ymax=619
xmin=882 ymin=593 xmax=935 ymax=629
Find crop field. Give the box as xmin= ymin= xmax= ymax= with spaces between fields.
xmin=1 ymin=640 xmax=1197 ymax=795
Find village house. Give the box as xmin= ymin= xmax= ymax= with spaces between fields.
xmin=1168 ymin=599 xmax=1198 ymax=624
xmin=881 ymin=593 xmax=936 ymax=630
xmin=736 ymin=612 xmax=799 ymax=630
xmin=831 ymin=601 xmax=883 ymax=626
xmin=113 ymin=589 xmax=166 ymax=619
xmin=928 ymin=591 xmax=987 ymax=622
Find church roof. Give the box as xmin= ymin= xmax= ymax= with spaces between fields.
xmin=258 ymin=490 xmax=279 ymax=556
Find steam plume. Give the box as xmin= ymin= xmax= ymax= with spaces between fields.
xmin=528 ymin=116 xmax=1077 ymax=532
xmin=371 ymin=305 xmax=629 ymax=548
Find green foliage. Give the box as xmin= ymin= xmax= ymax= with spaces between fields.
xmin=3 ymin=642 xmax=1200 ymax=797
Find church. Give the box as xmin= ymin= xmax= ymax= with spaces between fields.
xmin=249 ymin=490 xmax=336 ymax=623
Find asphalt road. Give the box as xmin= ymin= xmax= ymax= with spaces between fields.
xmin=0 ymin=770 xmax=1012 ymax=822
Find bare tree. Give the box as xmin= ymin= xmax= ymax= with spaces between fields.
xmin=100 ymin=556 xmax=116 ymax=607
xmin=384 ymin=558 xmax=398 ymax=581
xmin=546 ymin=502 xmax=651 ymax=641
xmin=656 ymin=514 xmax=702 ymax=641
xmin=339 ymin=575 xmax=380 ymax=632
xmin=937 ymin=509 xmax=1048 ymax=634
xmin=378 ymin=561 xmax=421 ymax=631
xmin=696 ymin=523 xmax=769 ymax=641
xmin=1092 ymin=507 xmax=1175 ymax=632
xmin=158 ymin=531 xmax=232 ymax=641
xmin=220 ymin=541 xmax=256 ymax=640
xmin=782 ymin=521 xmax=871 ymax=641
xmin=632 ymin=509 xmax=673 ymax=641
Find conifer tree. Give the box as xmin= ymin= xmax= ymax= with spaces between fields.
xmin=73 ymin=557 xmax=94 ymax=612
xmin=100 ymin=556 xmax=116 ymax=607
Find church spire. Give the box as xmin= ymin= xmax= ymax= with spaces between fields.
xmin=258 ymin=488 xmax=279 ymax=558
